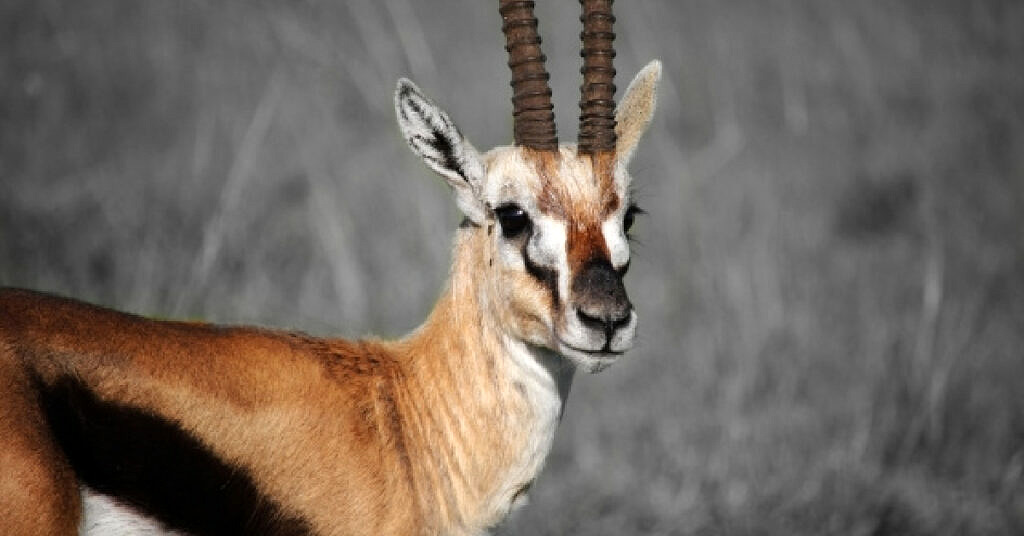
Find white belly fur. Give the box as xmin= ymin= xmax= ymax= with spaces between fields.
xmin=80 ymin=488 xmax=185 ymax=536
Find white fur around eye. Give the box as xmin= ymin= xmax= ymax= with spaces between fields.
xmin=602 ymin=216 xmax=630 ymax=269
xmin=526 ymin=217 xmax=565 ymax=269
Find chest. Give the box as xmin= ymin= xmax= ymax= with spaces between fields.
xmin=477 ymin=348 xmax=572 ymax=526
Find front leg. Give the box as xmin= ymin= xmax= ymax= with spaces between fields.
xmin=0 ymin=355 xmax=82 ymax=536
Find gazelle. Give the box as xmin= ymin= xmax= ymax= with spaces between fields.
xmin=0 ymin=0 xmax=660 ymax=534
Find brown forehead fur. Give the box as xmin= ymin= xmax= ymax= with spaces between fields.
xmin=527 ymin=148 xmax=619 ymax=269
xmin=527 ymin=149 xmax=619 ymax=219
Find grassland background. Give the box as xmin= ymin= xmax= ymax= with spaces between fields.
xmin=2 ymin=1 xmax=1023 ymax=534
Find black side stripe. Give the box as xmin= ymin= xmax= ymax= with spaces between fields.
xmin=35 ymin=375 xmax=311 ymax=536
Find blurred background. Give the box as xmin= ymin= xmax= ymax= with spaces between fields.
xmin=2 ymin=0 xmax=1023 ymax=533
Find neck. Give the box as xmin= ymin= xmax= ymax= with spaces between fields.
xmin=387 ymin=226 xmax=575 ymax=531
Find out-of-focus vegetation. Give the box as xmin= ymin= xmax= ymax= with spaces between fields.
xmin=2 ymin=1 xmax=1022 ymax=534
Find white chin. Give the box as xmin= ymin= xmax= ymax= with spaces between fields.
xmin=557 ymin=344 xmax=621 ymax=373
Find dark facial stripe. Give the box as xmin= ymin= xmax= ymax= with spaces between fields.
xmin=522 ymin=243 xmax=560 ymax=310
xmin=35 ymin=375 xmax=311 ymax=536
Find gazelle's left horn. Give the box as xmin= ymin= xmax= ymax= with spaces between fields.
xmin=577 ymin=0 xmax=617 ymax=155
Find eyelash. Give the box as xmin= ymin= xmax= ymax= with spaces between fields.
xmin=624 ymin=204 xmax=643 ymax=235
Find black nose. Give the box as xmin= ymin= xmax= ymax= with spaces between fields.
xmin=572 ymin=259 xmax=632 ymax=334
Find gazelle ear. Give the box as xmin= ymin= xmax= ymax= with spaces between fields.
xmin=614 ymin=60 xmax=662 ymax=165
xmin=395 ymin=78 xmax=487 ymax=224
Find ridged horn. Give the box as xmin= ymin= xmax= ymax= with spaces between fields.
xmin=577 ymin=0 xmax=617 ymax=154
xmin=499 ymin=0 xmax=558 ymax=151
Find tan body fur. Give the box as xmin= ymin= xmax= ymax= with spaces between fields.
xmin=0 ymin=227 xmax=560 ymax=535
xmin=0 ymin=58 xmax=660 ymax=535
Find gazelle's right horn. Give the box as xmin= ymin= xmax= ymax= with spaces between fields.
xmin=499 ymin=0 xmax=559 ymax=151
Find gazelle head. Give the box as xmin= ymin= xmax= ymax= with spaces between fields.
xmin=395 ymin=0 xmax=659 ymax=373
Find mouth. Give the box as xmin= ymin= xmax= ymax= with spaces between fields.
xmin=558 ymin=340 xmax=624 ymax=357
xmin=556 ymin=338 xmax=624 ymax=372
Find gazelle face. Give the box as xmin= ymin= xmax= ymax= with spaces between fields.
xmin=395 ymin=60 xmax=660 ymax=372
xmin=479 ymin=148 xmax=637 ymax=371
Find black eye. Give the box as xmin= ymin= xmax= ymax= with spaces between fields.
xmin=624 ymin=204 xmax=643 ymax=234
xmin=495 ymin=204 xmax=531 ymax=239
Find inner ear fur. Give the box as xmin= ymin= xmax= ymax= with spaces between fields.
xmin=395 ymin=78 xmax=487 ymax=223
